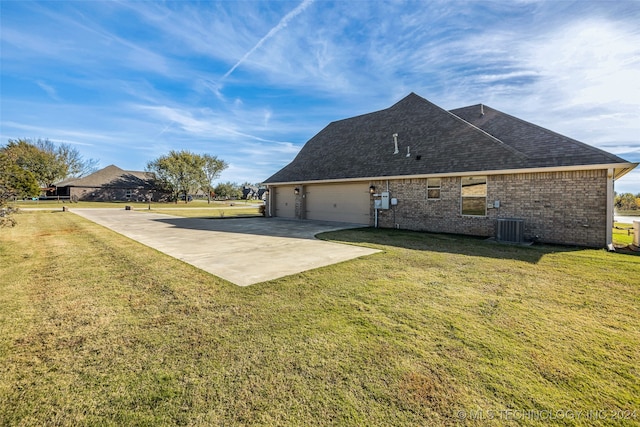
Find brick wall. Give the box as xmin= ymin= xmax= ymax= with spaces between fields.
xmin=295 ymin=185 xmax=305 ymax=219
xmin=70 ymin=186 xmax=157 ymax=202
xmin=371 ymin=169 xmax=608 ymax=247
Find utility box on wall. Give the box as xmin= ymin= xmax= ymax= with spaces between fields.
xmin=380 ymin=191 xmax=390 ymax=209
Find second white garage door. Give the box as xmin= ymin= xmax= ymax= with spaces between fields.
xmin=305 ymin=183 xmax=370 ymax=225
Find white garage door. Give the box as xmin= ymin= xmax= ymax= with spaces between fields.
xmin=305 ymin=183 xmax=370 ymax=225
xmin=274 ymin=185 xmax=296 ymax=218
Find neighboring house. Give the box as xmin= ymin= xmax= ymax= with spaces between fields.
xmin=242 ymin=186 xmax=268 ymax=200
xmin=263 ymin=93 xmax=637 ymax=247
xmin=54 ymin=165 xmax=160 ymax=202
xmin=242 ymin=185 xmax=258 ymax=200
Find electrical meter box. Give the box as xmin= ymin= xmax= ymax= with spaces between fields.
xmin=380 ymin=191 xmax=390 ymax=209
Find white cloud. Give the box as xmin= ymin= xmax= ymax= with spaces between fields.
xmin=35 ymin=80 xmax=61 ymax=101
xmin=222 ymin=0 xmax=315 ymax=80
xmin=2 ymin=1 xmax=639 ymax=188
xmin=525 ymin=19 xmax=640 ymax=108
xmin=2 ymin=121 xmax=109 ymax=143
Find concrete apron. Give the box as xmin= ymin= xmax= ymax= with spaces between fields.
xmin=71 ymin=209 xmax=379 ymax=286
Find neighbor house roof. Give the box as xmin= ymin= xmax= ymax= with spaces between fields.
xmin=55 ymin=165 xmax=153 ymax=188
xmin=264 ymin=93 xmax=636 ymax=184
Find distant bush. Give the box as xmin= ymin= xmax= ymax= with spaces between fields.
xmin=615 ymin=192 xmax=640 ymax=211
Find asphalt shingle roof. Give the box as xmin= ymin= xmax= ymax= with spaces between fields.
xmin=264 ymin=93 xmax=633 ymax=184
xmin=450 ymin=104 xmax=627 ymax=167
xmin=55 ymin=165 xmax=152 ymax=188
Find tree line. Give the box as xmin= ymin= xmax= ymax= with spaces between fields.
xmin=1 ymin=138 xmax=99 ymax=226
xmin=1 ymin=139 xmax=242 ymax=227
xmin=1 ymin=138 xmax=99 ymax=189
xmin=615 ymin=192 xmax=640 ymax=212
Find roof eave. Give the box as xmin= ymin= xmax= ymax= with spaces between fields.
xmin=263 ymin=162 xmax=639 ymax=186
xmin=613 ymin=163 xmax=639 ymax=180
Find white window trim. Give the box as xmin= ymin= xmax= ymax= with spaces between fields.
xmin=427 ymin=178 xmax=441 ymax=200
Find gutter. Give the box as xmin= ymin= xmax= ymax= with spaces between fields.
xmin=264 ymin=162 xmax=639 ymax=186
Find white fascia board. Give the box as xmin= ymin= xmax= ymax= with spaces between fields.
xmin=265 ymin=162 xmax=639 ymax=186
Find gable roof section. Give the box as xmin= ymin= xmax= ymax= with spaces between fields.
xmin=264 ymin=93 xmax=636 ymax=184
xmin=265 ymin=93 xmax=530 ymax=183
xmin=55 ymin=165 xmax=152 ymax=188
xmin=450 ymin=104 xmax=628 ymax=167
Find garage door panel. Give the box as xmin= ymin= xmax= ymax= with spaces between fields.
xmin=274 ymin=186 xmax=295 ymax=218
xmin=306 ymin=183 xmax=370 ymax=224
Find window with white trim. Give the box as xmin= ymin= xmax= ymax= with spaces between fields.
xmin=461 ymin=176 xmax=487 ymax=216
xmin=427 ymin=178 xmax=441 ymax=200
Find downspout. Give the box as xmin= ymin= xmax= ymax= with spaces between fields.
xmin=268 ymin=186 xmax=273 ymax=217
xmin=375 ymin=206 xmax=378 ymax=228
xmin=300 ymin=185 xmax=305 ymax=220
xmin=606 ymin=168 xmax=614 ymax=249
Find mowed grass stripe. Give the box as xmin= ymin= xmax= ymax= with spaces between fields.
xmin=1 ymin=211 xmax=639 ymax=426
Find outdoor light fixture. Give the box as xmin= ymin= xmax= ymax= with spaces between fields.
xmin=294 ymin=187 xmax=300 ymax=195
xmin=369 ymin=185 xmax=376 ymax=194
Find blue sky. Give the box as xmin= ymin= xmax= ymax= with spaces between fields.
xmin=1 ymin=0 xmax=639 ymax=193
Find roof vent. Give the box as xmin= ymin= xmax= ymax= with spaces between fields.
xmin=393 ymin=133 xmax=399 ymax=154
xmin=480 ymin=104 xmax=484 ymax=116
xmin=406 ymin=146 xmax=411 ymax=157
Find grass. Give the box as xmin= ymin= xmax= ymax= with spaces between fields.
xmin=615 ymin=210 xmax=640 ymax=217
xmin=13 ymin=199 xmax=264 ymax=219
xmin=613 ymin=222 xmax=636 ymax=246
xmin=1 ymin=211 xmax=639 ymax=426
xmin=11 ymin=199 xmax=259 ymax=209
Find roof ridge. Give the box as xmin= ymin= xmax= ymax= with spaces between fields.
xmin=325 ymin=93 xmax=437 ymax=126
xmin=461 ymin=104 xmax=626 ymax=163
xmin=437 ymin=102 xmax=529 ymax=160
xmin=392 ymin=94 xmax=528 ymax=160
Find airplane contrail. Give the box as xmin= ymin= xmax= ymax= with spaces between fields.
xmin=222 ymin=0 xmax=315 ymax=80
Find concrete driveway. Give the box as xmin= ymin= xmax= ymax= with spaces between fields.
xmin=71 ymin=209 xmax=379 ymax=286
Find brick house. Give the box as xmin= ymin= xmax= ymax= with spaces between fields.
xmin=263 ymin=93 xmax=637 ymax=247
xmin=54 ymin=164 xmax=160 ymax=201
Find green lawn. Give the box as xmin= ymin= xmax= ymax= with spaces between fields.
xmin=10 ymin=199 xmax=259 ymax=209
xmin=1 ymin=212 xmax=639 ymax=426
xmin=12 ymin=199 xmax=263 ymax=219
xmin=614 ymin=222 xmax=637 ymax=246
xmin=616 ymin=210 xmax=640 ymax=217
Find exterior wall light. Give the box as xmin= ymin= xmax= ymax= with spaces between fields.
xmin=294 ymin=187 xmax=300 ymax=195
xmin=369 ymin=185 xmax=376 ymax=194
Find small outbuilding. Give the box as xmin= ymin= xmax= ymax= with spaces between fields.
xmin=263 ymin=93 xmax=638 ymax=247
